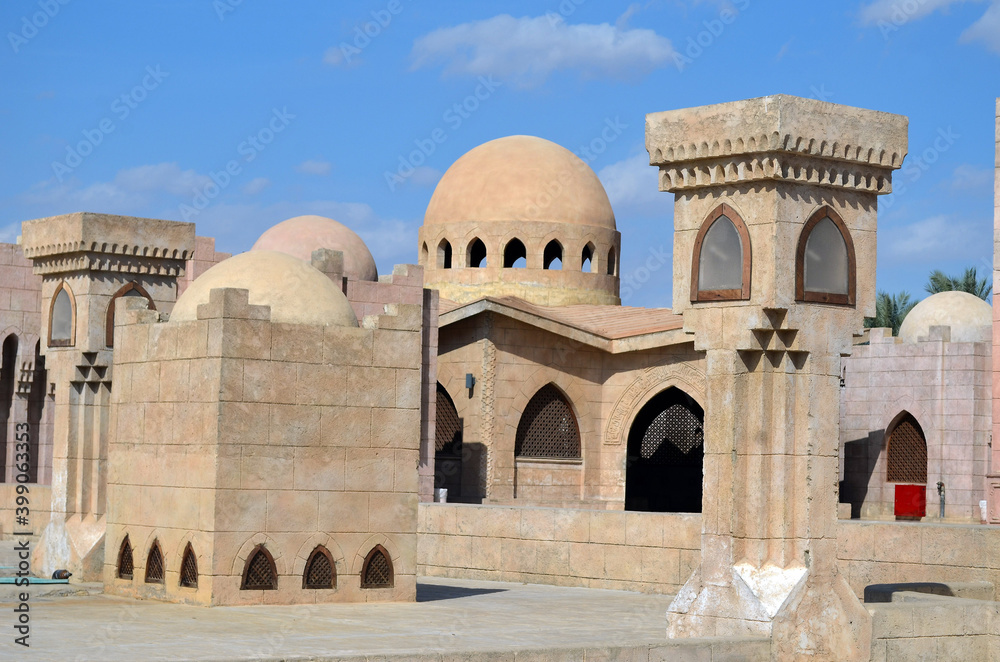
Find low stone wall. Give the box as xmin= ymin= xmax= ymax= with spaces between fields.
xmin=417 ymin=503 xmax=700 ymax=594
xmin=419 ymin=504 xmax=1000 ymax=600
xmin=838 ymin=520 xmax=1000 ymax=601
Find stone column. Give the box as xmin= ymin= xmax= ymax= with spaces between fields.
xmin=646 ymin=95 xmax=908 ymax=660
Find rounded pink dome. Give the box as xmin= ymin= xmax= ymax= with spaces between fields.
xmin=251 ymin=215 xmax=378 ymax=281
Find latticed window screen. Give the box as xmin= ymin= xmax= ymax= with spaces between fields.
xmin=144 ymin=542 xmax=164 ymax=584
xmin=435 ymin=385 xmax=463 ymax=455
xmin=887 ymin=412 xmax=927 ymax=484
xmin=303 ymin=547 xmax=335 ymax=589
xmin=640 ymin=404 xmax=704 ymax=465
xmin=361 ymin=546 xmax=393 ymax=588
xmin=242 ymin=546 xmax=277 ymax=590
xmin=117 ymin=537 xmax=133 ymax=580
xmin=515 ymin=384 xmax=580 ymax=458
xmin=179 ymin=544 xmax=198 ymax=588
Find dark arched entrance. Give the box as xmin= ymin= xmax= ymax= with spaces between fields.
xmin=434 ymin=384 xmax=463 ymax=499
xmin=625 ymin=387 xmax=704 ymax=512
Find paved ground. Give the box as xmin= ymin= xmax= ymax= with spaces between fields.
xmin=0 ymin=578 xmax=721 ymax=661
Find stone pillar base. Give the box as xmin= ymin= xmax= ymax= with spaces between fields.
xmin=34 ymin=514 xmax=106 ymax=581
xmin=668 ymin=565 xmax=871 ymax=661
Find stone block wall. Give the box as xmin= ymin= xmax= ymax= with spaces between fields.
xmin=178 ymin=236 xmax=230 ymax=297
xmin=417 ymin=503 xmax=700 ymax=594
xmin=105 ymin=289 xmax=422 ymax=605
xmin=841 ymin=329 xmax=992 ymax=521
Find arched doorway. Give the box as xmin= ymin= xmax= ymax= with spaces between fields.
xmin=0 ymin=334 xmax=18 ymax=482
xmin=625 ymin=387 xmax=704 ymax=512
xmin=886 ymin=411 xmax=927 ymax=519
xmin=434 ymin=384 xmax=463 ymax=499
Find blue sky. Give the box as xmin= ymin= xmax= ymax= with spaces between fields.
xmin=1 ymin=0 xmax=997 ymax=308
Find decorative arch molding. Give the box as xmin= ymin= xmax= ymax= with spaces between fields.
xmin=605 ymin=362 xmax=707 ymax=446
xmin=106 ymin=281 xmax=155 ymax=347
xmin=291 ymin=533 xmax=346 ymax=580
xmin=48 ymin=280 xmax=77 ymax=347
xmin=503 ymin=366 xmax=589 ymax=444
xmin=350 ymin=533 xmax=403 ymax=577
xmin=231 ymin=532 xmax=286 ymax=576
xmin=690 ymin=203 xmax=751 ymax=302
xmin=875 ymin=396 xmax=936 ymax=448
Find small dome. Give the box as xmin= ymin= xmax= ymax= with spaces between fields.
xmin=424 ymin=136 xmax=616 ymax=229
xmin=898 ymin=291 xmax=992 ymax=343
xmin=172 ymin=250 xmax=358 ymax=327
xmin=251 ymin=215 xmax=378 ymax=282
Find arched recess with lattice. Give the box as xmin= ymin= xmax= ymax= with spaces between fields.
xmin=514 ymin=383 xmax=581 ymax=459
xmin=886 ymin=411 xmax=927 ymax=485
xmin=624 ymin=386 xmax=704 ymax=513
xmin=434 ymin=383 xmax=463 ymax=499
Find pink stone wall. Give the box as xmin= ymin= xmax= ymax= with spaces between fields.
xmin=841 ymin=328 xmax=992 ymax=521
xmin=177 ymin=236 xmax=230 ymax=297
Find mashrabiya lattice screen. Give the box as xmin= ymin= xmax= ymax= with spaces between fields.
xmin=361 ymin=546 xmax=393 ymax=588
xmin=303 ymin=546 xmax=335 ymax=589
xmin=241 ymin=546 xmax=277 ymax=590
xmin=179 ymin=543 xmax=198 ymax=588
xmin=117 ymin=536 xmax=133 ymax=580
xmin=515 ymin=384 xmax=580 ymax=458
xmin=144 ymin=541 xmax=164 ymax=584
xmin=641 ymin=403 xmax=704 ymax=465
xmin=435 ymin=385 xmax=463 ymax=455
xmin=886 ymin=412 xmax=927 ymax=484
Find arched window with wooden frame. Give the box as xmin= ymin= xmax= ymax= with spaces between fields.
xmin=48 ymin=281 xmax=76 ymax=347
xmin=690 ymin=204 xmax=751 ymax=302
xmin=240 ymin=544 xmax=277 ymax=590
xmin=117 ymin=535 xmax=134 ymax=580
xmin=302 ymin=545 xmax=336 ymax=590
xmin=515 ymin=384 xmax=581 ymax=459
xmin=144 ymin=539 xmax=164 ymax=584
xmin=795 ymin=206 xmax=856 ymax=306
xmin=179 ymin=542 xmax=199 ymax=588
xmin=106 ymin=281 xmax=156 ymax=347
xmin=886 ymin=412 xmax=927 ymax=484
xmin=360 ymin=544 xmax=394 ymax=588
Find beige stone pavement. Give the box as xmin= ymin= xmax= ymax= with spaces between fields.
xmin=0 ymin=578 xmax=769 ymax=661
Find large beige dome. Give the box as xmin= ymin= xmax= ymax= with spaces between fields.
xmin=424 ymin=135 xmax=616 ymax=228
xmin=898 ymin=291 xmax=992 ymax=343
xmin=172 ymin=250 xmax=358 ymax=326
xmin=251 ymin=215 xmax=378 ymax=282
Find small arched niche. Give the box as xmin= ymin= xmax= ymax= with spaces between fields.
xmin=106 ymin=282 xmax=156 ymax=347
xmin=48 ymin=281 xmax=76 ymax=347
xmin=690 ymin=204 xmax=751 ymax=302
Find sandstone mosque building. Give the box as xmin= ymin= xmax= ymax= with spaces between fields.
xmin=1 ymin=95 xmax=999 ymax=658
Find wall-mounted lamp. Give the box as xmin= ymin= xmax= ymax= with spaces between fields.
xmin=465 ymin=373 xmax=475 ymax=398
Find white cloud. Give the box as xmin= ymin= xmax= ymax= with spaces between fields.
xmin=947 ymin=164 xmax=994 ymax=192
xmin=111 ymin=162 xmax=211 ymax=196
xmin=597 ymin=153 xmax=667 ymax=217
xmin=881 ymin=214 xmax=992 ymax=263
xmin=242 ymin=177 xmax=271 ymax=195
xmin=410 ymin=14 xmax=676 ymax=87
xmin=296 ymin=159 xmax=332 ymax=176
xmin=961 ymin=0 xmax=1000 ymax=52
xmin=858 ymin=0 xmax=979 ymax=25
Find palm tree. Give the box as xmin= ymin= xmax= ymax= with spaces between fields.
xmin=864 ymin=290 xmax=918 ymax=336
xmin=924 ymin=267 xmax=991 ymax=300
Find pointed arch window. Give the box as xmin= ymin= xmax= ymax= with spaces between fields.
xmin=581 ymin=243 xmax=594 ymax=272
xmin=145 ymin=540 xmax=164 ymax=584
xmin=117 ymin=535 xmax=134 ymax=580
xmin=691 ymin=204 xmax=751 ymax=302
xmin=361 ymin=545 xmax=393 ymax=588
xmin=241 ymin=544 xmax=277 ymax=590
xmin=106 ymin=282 xmax=155 ymax=347
xmin=543 ymin=240 xmax=563 ymax=270
xmin=886 ymin=412 xmax=927 ymax=484
xmin=503 ymin=238 xmax=526 ymax=268
xmin=179 ymin=543 xmax=199 ymax=588
xmin=437 ymin=239 xmax=452 ymax=269
xmin=48 ymin=281 xmax=76 ymax=347
xmin=607 ymin=247 xmax=617 ymax=276
xmin=303 ymin=546 xmax=336 ymax=589
xmin=796 ymin=206 xmax=856 ymax=306
xmin=515 ymin=384 xmax=581 ymax=459
xmin=467 ymin=238 xmax=487 ymax=268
